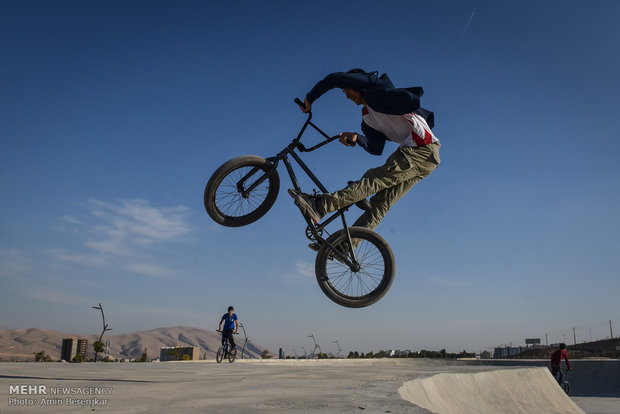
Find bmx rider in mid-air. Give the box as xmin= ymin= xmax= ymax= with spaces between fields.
xmin=289 ymin=69 xmax=441 ymax=250
xmin=218 ymin=306 xmax=239 ymax=351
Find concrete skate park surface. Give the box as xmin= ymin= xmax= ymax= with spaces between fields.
xmin=1 ymin=359 xmax=618 ymax=414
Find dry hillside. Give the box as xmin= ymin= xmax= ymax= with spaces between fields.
xmin=0 ymin=326 xmax=267 ymax=361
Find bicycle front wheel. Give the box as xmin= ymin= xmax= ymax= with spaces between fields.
xmin=228 ymin=347 xmax=236 ymax=363
xmin=204 ymin=155 xmax=280 ymax=227
xmin=315 ymin=227 xmax=395 ymax=308
xmin=216 ymin=346 xmax=225 ymax=363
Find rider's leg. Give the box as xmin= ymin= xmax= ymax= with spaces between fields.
xmin=353 ymin=175 xmax=422 ymax=231
xmin=222 ymin=329 xmax=232 ymax=347
xmin=321 ymin=143 xmax=439 ymax=216
xmin=229 ymin=334 xmax=236 ymax=350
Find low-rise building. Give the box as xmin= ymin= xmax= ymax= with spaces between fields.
xmin=160 ymin=346 xmax=199 ymax=361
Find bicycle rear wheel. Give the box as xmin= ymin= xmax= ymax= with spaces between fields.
xmin=216 ymin=346 xmax=225 ymax=363
xmin=562 ymin=381 xmax=570 ymax=395
xmin=315 ymin=227 xmax=395 ymax=308
xmin=228 ymin=347 xmax=237 ymax=363
xmin=204 ymin=155 xmax=280 ymax=227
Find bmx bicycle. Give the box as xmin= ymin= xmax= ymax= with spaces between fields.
xmin=204 ymin=99 xmax=395 ymax=308
xmin=216 ymin=330 xmax=238 ymax=363
xmin=557 ymin=368 xmax=570 ymax=395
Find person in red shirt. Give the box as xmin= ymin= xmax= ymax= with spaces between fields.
xmin=550 ymin=343 xmax=571 ymax=384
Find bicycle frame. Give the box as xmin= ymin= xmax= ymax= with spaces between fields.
xmin=236 ymin=100 xmax=359 ymax=267
xmin=220 ymin=332 xmax=234 ymax=354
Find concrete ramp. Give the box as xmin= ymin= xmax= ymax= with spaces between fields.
xmin=398 ymin=367 xmax=585 ymax=414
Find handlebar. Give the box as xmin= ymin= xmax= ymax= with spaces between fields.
xmin=216 ymin=330 xmax=239 ymax=334
xmin=294 ymin=97 xmax=305 ymax=109
xmin=293 ymin=98 xmax=356 ymax=148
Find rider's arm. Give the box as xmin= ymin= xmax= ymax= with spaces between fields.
xmin=306 ymin=71 xmax=378 ymax=104
xmin=356 ymin=121 xmax=387 ymax=155
xmin=563 ymin=350 xmax=571 ymax=370
xmin=234 ymin=319 xmax=239 ymax=333
xmin=218 ymin=319 xmax=223 ymax=331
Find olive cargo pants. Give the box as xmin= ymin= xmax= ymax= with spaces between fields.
xmin=321 ymin=142 xmax=440 ymax=230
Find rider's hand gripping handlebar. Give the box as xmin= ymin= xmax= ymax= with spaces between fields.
xmin=294 ymin=97 xmax=306 ymax=110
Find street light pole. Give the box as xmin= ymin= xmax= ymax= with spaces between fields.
xmin=239 ymin=323 xmax=250 ymax=359
xmin=308 ymin=334 xmax=321 ymax=358
xmin=332 ymin=340 xmax=343 ymax=358
xmin=91 ymin=303 xmax=111 ymax=362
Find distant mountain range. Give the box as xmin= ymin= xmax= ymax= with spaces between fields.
xmin=0 ymin=326 xmax=267 ymax=361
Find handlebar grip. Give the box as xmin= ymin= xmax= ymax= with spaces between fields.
xmin=294 ymin=98 xmax=305 ymax=108
xmin=346 ymin=138 xmax=357 ymax=147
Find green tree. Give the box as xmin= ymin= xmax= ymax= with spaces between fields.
xmin=72 ymin=354 xmax=84 ymax=363
xmin=93 ymin=340 xmax=105 ymax=361
xmin=137 ymin=348 xmax=148 ymax=362
xmin=34 ymin=351 xmax=51 ymax=362
xmin=181 ymin=354 xmax=191 ymax=361
xmin=261 ymin=350 xmax=272 ymax=359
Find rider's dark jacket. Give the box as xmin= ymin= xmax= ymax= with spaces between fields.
xmin=305 ymin=71 xmax=435 ymax=156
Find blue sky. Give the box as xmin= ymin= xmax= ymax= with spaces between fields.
xmin=1 ymin=0 xmax=619 ymax=355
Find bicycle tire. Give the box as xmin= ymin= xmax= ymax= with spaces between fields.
xmin=562 ymin=381 xmax=570 ymax=395
xmin=204 ymin=155 xmax=280 ymax=227
xmin=315 ymin=227 xmax=395 ymax=308
xmin=216 ymin=346 xmax=225 ymax=363
xmin=228 ymin=347 xmax=237 ymax=363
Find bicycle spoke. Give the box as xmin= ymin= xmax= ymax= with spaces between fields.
xmin=323 ymin=236 xmax=386 ymax=299
xmin=214 ymin=166 xmax=271 ymax=218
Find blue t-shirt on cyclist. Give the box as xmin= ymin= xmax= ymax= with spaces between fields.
xmin=221 ymin=312 xmax=238 ymax=331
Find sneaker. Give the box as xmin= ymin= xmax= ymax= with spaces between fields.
xmin=288 ymin=189 xmax=324 ymax=224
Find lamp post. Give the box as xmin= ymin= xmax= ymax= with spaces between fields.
xmin=308 ymin=334 xmax=321 ymax=358
xmin=91 ymin=303 xmax=111 ymax=362
xmin=239 ymin=323 xmax=250 ymax=359
xmin=332 ymin=340 xmax=343 ymax=358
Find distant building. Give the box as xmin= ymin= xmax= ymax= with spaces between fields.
xmin=493 ymin=346 xmax=526 ymax=358
xmin=160 ymin=346 xmax=199 ymax=361
xmin=61 ymin=338 xmax=88 ymax=361
xmin=388 ymin=349 xmax=411 ymax=357
xmin=480 ymin=350 xmax=492 ymax=359
xmin=77 ymin=339 xmax=88 ymax=357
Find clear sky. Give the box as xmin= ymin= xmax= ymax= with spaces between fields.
xmin=1 ymin=0 xmax=619 ymax=355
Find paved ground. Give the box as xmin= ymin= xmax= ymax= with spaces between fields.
xmin=1 ymin=359 xmax=618 ymax=413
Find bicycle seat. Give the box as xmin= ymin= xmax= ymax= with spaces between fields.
xmin=348 ymin=181 xmax=371 ymax=211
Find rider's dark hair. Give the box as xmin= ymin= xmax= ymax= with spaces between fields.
xmin=559 ymin=343 xmax=566 ymax=350
xmin=345 ymin=69 xmax=368 ymax=93
xmin=347 ymin=68 xmax=367 ymax=74
xmin=228 ymin=306 xmax=234 ymax=311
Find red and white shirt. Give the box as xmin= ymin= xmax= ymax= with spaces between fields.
xmin=362 ymin=106 xmax=439 ymax=148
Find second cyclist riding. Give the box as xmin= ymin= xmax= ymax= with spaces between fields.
xmin=204 ymin=99 xmax=395 ymax=308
